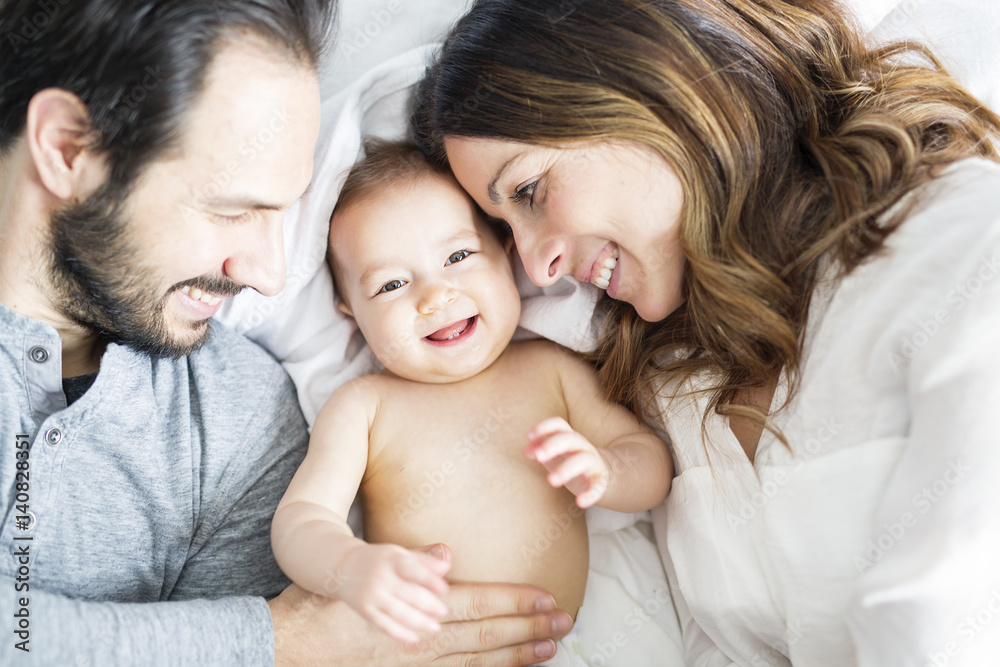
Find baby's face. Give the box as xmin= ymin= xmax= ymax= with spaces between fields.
xmin=331 ymin=172 xmax=522 ymax=383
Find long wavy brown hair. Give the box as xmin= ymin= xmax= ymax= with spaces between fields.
xmin=412 ymin=0 xmax=1000 ymax=431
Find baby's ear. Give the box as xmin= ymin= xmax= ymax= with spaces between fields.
xmin=336 ymin=298 xmax=354 ymax=319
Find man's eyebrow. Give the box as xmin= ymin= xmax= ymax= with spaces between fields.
xmin=487 ymin=156 xmax=517 ymax=205
xmin=208 ymin=181 xmax=315 ymax=211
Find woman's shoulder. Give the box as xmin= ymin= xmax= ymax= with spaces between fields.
xmin=891 ymin=158 xmax=1000 ymax=254
xmin=799 ymin=156 xmax=1000 ymax=382
xmin=841 ymin=158 xmax=1000 ymax=301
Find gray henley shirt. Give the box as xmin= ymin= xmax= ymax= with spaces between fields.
xmin=0 ymin=300 xmax=309 ymax=665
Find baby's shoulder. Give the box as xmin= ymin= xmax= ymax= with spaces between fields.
xmin=316 ymin=372 xmax=386 ymax=421
xmin=507 ymin=336 xmax=571 ymax=357
xmin=506 ymin=337 xmax=571 ymax=366
xmin=503 ymin=338 xmax=595 ymax=379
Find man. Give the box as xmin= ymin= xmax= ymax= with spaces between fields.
xmin=0 ymin=1 xmax=569 ymax=664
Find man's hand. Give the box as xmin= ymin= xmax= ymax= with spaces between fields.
xmin=269 ymin=545 xmax=573 ymax=666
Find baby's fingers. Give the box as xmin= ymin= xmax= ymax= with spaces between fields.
xmin=576 ymin=478 xmax=610 ymax=508
xmin=527 ymin=416 xmax=573 ymax=444
xmin=395 ymin=576 xmax=450 ymax=620
xmin=525 ymin=431 xmax=588 ymax=465
xmin=547 ymin=450 xmax=600 ymax=488
xmin=399 ymin=552 xmax=451 ymax=597
xmin=369 ymin=603 xmax=428 ymax=644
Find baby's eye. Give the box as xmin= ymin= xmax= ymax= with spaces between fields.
xmin=446 ymin=250 xmax=473 ymax=265
xmin=510 ymin=181 xmax=536 ymax=207
xmin=377 ymin=279 xmax=406 ymax=294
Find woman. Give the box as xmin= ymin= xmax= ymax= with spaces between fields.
xmin=412 ymin=0 xmax=1000 ymax=664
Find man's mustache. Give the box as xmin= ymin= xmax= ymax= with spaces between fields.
xmin=170 ymin=275 xmax=246 ymax=299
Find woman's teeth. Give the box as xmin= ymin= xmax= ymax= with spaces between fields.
xmin=180 ymin=285 xmax=223 ymax=306
xmin=594 ymin=248 xmax=619 ymax=290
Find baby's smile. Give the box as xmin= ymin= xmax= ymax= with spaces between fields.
xmin=424 ymin=315 xmax=478 ymax=347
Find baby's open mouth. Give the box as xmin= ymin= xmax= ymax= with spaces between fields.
xmin=425 ymin=316 xmax=477 ymax=343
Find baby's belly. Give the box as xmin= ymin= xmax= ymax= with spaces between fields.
xmin=362 ymin=456 xmax=589 ymax=619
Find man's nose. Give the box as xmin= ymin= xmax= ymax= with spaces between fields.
xmin=222 ymin=212 xmax=287 ymax=297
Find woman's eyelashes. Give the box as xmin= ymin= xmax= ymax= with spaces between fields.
xmin=510 ymin=180 xmax=537 ymax=208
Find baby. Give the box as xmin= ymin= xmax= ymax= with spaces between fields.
xmin=271 ymin=140 xmax=673 ymax=655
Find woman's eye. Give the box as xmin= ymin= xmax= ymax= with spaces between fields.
xmin=377 ymin=279 xmax=406 ymax=294
xmin=510 ymin=181 xmax=536 ymax=207
xmin=446 ymin=250 xmax=472 ymax=265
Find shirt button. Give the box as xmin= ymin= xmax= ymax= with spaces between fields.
xmin=44 ymin=428 xmax=62 ymax=446
xmin=29 ymin=346 xmax=50 ymax=364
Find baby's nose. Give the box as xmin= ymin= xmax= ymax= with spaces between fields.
xmin=418 ymin=284 xmax=458 ymax=315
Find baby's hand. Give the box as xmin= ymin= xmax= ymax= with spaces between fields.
xmin=333 ymin=543 xmax=451 ymax=643
xmin=524 ymin=416 xmax=609 ymax=508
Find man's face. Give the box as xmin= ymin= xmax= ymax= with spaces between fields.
xmin=48 ymin=37 xmax=321 ymax=357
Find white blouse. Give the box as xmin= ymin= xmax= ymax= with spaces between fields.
xmin=651 ymin=159 xmax=1000 ymax=666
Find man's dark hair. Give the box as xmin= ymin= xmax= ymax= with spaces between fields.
xmin=0 ymin=0 xmax=336 ymax=190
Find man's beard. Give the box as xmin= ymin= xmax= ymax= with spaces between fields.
xmin=47 ymin=181 xmax=243 ymax=359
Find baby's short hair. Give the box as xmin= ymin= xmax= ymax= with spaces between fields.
xmin=333 ymin=138 xmax=447 ymax=217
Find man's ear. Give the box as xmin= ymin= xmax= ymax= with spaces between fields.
xmin=25 ymin=88 xmax=107 ymax=201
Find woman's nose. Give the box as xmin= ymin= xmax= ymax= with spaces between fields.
xmin=519 ymin=239 xmax=569 ymax=287
xmin=418 ymin=283 xmax=458 ymax=315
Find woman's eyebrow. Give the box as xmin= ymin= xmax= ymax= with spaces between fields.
xmin=487 ymin=156 xmax=518 ymax=205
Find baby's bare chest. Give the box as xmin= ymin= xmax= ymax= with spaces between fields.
xmin=365 ymin=376 xmax=565 ymax=487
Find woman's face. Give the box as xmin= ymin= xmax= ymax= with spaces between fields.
xmin=445 ymin=137 xmax=686 ymax=322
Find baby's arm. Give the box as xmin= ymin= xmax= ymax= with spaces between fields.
xmin=523 ymin=345 xmax=673 ymax=512
xmin=270 ymin=378 xmax=450 ymax=643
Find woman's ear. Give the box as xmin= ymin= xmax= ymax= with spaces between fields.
xmin=25 ymin=88 xmax=107 ymax=201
